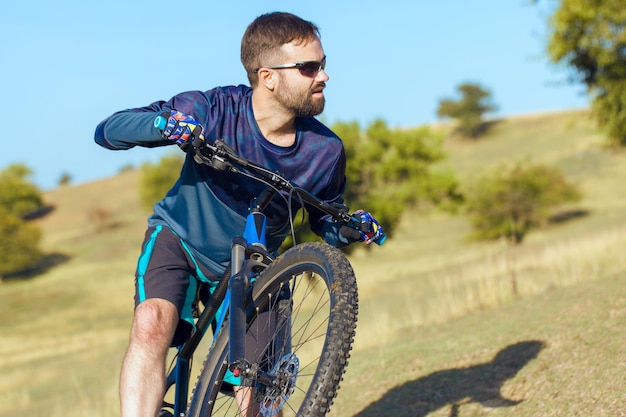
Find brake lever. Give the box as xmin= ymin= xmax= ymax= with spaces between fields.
xmin=329 ymin=203 xmax=353 ymax=224
xmin=214 ymin=139 xmax=250 ymax=168
xmin=191 ymin=139 xmax=235 ymax=171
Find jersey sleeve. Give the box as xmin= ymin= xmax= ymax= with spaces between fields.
xmin=94 ymin=110 xmax=168 ymax=150
xmin=94 ymin=90 xmax=212 ymax=150
xmin=307 ymin=149 xmax=351 ymax=248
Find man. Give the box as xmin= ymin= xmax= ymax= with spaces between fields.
xmin=95 ymin=11 xmax=384 ymax=417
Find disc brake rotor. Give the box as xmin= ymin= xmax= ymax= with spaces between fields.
xmin=260 ymin=353 xmax=299 ymax=417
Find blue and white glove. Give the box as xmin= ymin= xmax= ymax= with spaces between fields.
xmin=340 ymin=210 xmax=386 ymax=245
xmin=157 ymin=110 xmax=205 ymax=149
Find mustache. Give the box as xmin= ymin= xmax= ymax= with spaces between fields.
xmin=312 ymin=83 xmax=326 ymax=93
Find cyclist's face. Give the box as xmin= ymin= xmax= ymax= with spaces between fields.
xmin=274 ymin=39 xmax=329 ymax=117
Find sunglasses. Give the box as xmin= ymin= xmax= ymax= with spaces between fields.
xmin=254 ymin=56 xmax=326 ymax=77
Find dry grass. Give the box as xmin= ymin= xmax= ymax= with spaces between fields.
xmin=331 ymin=271 xmax=626 ymax=417
xmin=349 ymin=212 xmax=626 ymax=352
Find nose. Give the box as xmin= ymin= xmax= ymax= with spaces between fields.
xmin=316 ymin=68 xmax=329 ymax=82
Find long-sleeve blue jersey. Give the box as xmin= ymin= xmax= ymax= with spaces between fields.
xmin=95 ymin=85 xmax=348 ymax=276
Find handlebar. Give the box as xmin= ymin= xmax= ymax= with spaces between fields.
xmin=154 ymin=115 xmax=354 ymax=224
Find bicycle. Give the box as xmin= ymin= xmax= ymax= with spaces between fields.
xmin=154 ymin=119 xmax=365 ymax=417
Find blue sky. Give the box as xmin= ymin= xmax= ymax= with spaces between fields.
xmin=0 ymin=0 xmax=588 ymax=190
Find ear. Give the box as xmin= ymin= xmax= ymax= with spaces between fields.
xmin=256 ymin=68 xmax=275 ymax=91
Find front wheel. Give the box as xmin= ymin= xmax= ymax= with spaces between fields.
xmin=187 ymin=242 xmax=358 ymax=417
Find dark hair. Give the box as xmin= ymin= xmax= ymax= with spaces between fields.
xmin=241 ymin=12 xmax=320 ymax=86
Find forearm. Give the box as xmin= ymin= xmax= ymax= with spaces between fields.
xmin=95 ymin=110 xmax=171 ymax=150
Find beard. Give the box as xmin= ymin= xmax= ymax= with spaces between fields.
xmin=276 ymin=82 xmax=326 ymax=117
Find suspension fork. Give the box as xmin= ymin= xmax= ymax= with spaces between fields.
xmin=229 ymin=186 xmax=275 ymax=377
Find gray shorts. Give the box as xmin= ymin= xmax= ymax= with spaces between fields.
xmin=134 ymin=225 xmax=275 ymax=354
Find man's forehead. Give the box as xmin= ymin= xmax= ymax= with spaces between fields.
xmin=279 ymin=39 xmax=324 ymax=59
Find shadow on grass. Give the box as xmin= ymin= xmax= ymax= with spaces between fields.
xmin=22 ymin=204 xmax=56 ymax=221
xmin=3 ymin=252 xmax=71 ymax=282
xmin=354 ymin=340 xmax=546 ymax=417
xmin=548 ymin=208 xmax=589 ymax=225
xmin=447 ymin=119 xmax=503 ymax=141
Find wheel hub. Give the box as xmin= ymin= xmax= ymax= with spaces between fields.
xmin=259 ymin=353 xmax=299 ymax=417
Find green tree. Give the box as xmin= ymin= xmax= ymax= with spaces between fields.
xmin=139 ymin=154 xmax=184 ymax=210
xmin=335 ymin=118 xmax=462 ymax=239
xmin=465 ymin=162 xmax=582 ymax=244
xmin=0 ymin=206 xmax=43 ymax=281
xmin=0 ymin=164 xmax=44 ymax=218
xmin=282 ymin=119 xmax=461 ymax=250
xmin=546 ymin=0 xmax=626 ymax=146
xmin=0 ymin=164 xmax=45 ymax=280
xmin=58 ymin=172 xmax=72 ymax=187
xmin=437 ymin=82 xmax=497 ymax=138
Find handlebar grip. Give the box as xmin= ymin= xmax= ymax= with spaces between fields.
xmin=339 ymin=225 xmax=362 ymax=242
xmin=154 ymin=115 xmax=167 ymax=131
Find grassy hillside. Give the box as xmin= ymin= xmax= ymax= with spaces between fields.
xmin=1 ymin=110 xmax=625 ymax=416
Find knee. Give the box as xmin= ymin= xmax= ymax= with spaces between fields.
xmin=130 ymin=298 xmax=179 ymax=348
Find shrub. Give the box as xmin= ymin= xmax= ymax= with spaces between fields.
xmin=139 ymin=154 xmax=184 ymax=210
xmin=0 ymin=207 xmax=43 ymax=281
xmin=0 ymin=164 xmax=44 ymax=218
xmin=465 ymin=162 xmax=582 ymax=244
xmin=437 ymin=82 xmax=497 ymax=139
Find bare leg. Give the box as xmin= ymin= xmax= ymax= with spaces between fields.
xmin=234 ymin=386 xmax=257 ymax=416
xmin=120 ymin=298 xmax=179 ymax=417
xmin=234 ymin=386 xmax=283 ymax=417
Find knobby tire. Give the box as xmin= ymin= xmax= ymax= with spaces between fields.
xmin=186 ymin=242 xmax=358 ymax=417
